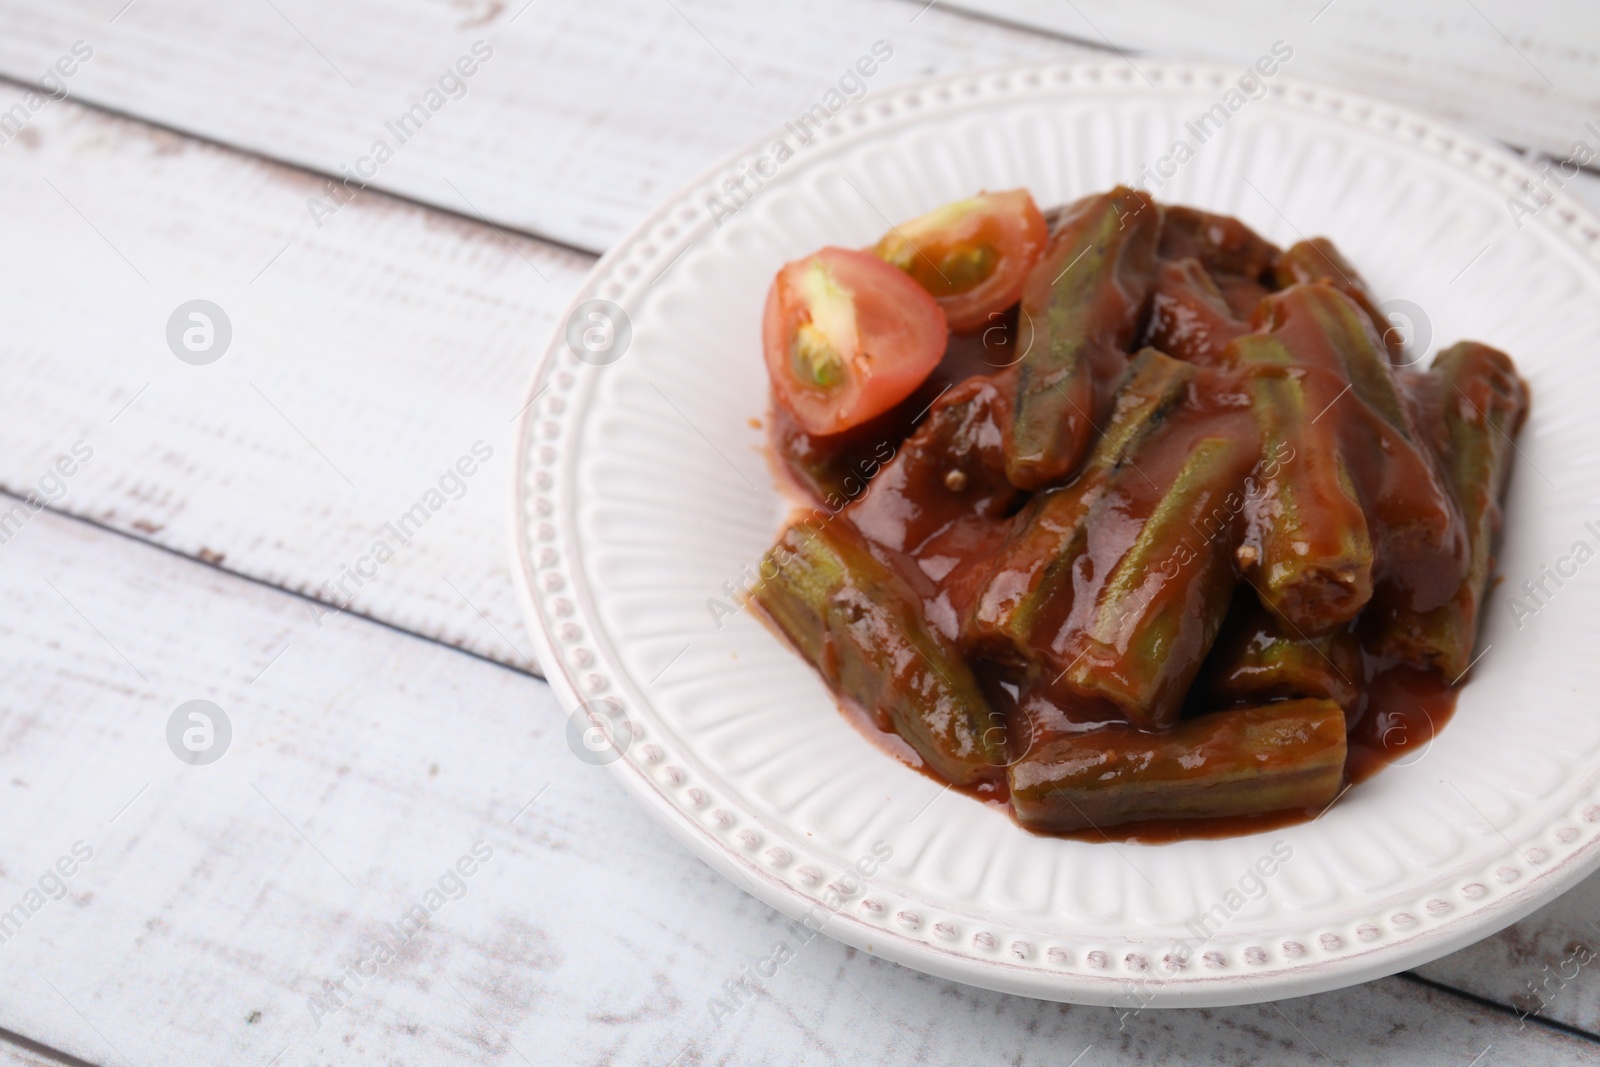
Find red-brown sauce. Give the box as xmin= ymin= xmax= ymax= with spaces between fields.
xmin=827 ymin=640 xmax=1459 ymax=844
xmin=757 ymin=196 xmax=1509 ymax=843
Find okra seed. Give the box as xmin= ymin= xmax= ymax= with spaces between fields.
xmin=943 ymin=469 xmax=969 ymax=492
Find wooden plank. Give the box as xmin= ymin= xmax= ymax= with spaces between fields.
xmin=0 ymin=92 xmax=594 ymax=671
xmin=2 ymin=6 xmax=1600 ymax=1052
xmin=1415 ymin=876 xmax=1600 ymax=1037
xmin=0 ymin=509 xmax=1593 ymax=1065
xmin=3 ymin=29 xmax=1597 ymax=682
xmin=946 ymin=0 xmax=1600 ymax=163
xmin=0 ymin=0 xmax=1097 ymax=252
xmin=1 ymin=0 xmax=1593 ymax=254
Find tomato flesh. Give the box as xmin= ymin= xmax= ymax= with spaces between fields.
xmin=873 ymin=189 xmax=1048 ymax=332
xmin=764 ymin=247 xmax=948 ymax=437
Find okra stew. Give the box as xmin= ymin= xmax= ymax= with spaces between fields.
xmin=752 ymin=187 xmax=1529 ymax=842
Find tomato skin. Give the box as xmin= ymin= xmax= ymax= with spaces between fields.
xmin=764 ymin=247 xmax=948 ymax=437
xmin=873 ymin=189 xmax=1048 ymax=332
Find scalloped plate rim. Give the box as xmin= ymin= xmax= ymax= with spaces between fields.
xmin=509 ymin=56 xmax=1600 ymax=1006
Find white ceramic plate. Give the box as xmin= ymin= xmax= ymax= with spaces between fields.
xmin=511 ymin=59 xmax=1600 ymax=1006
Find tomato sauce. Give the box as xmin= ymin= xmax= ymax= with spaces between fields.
xmin=754 ymin=191 xmax=1519 ymax=842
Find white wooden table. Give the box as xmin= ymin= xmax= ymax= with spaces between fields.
xmin=1 ymin=2 xmax=1597 ymax=1063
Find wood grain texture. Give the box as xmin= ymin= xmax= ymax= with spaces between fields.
xmin=3 ymin=47 xmax=1600 ymax=1056
xmin=0 ymin=0 xmax=1099 ymax=253
xmin=1415 ymin=880 xmax=1600 ymax=1036
xmin=1 ymin=0 xmax=1593 ymax=255
xmin=1 ymin=1 xmax=1600 ymax=1060
xmin=0 ymin=91 xmax=595 ymax=671
xmin=947 ymin=0 xmax=1600 ymax=162
xmin=0 ymin=507 xmax=1592 ymax=1066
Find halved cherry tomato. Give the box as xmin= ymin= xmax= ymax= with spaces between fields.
xmin=872 ymin=189 xmax=1048 ymax=332
xmin=763 ymin=246 xmax=948 ymax=437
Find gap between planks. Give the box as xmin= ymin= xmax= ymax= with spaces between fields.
xmin=1398 ymin=972 xmax=1600 ymax=1047
xmin=3 ymin=2 xmax=1592 ymax=281
xmin=0 ymin=68 xmax=610 ymax=260
xmin=927 ymin=0 xmax=1600 ymax=184
xmin=0 ymin=1026 xmax=98 ymax=1067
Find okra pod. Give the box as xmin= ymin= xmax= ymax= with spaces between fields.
xmin=771 ymin=401 xmax=901 ymax=508
xmin=1158 ymin=205 xmax=1281 ymax=318
xmin=1060 ymin=434 xmax=1259 ymax=729
xmin=1158 ymin=205 xmax=1281 ymax=281
xmin=752 ymin=522 xmax=1007 ymax=783
xmin=847 ymin=374 xmax=1022 ymax=555
xmin=1232 ymin=329 xmax=1375 ymax=632
xmin=1009 ymin=699 xmax=1348 ymax=832
xmin=1273 ymin=237 xmax=1401 ymax=361
xmin=771 ymin=324 xmax=1012 ymax=507
xmin=1371 ymin=342 xmax=1529 ymax=677
xmin=1253 ymin=284 xmax=1466 ymax=609
xmin=969 ymin=348 xmax=1196 ymax=661
xmin=1202 ymin=594 xmax=1361 ymax=710
xmin=1143 ymin=257 xmax=1248 ymax=365
xmin=1265 ymin=283 xmax=1411 ymax=432
xmin=1006 ymin=186 xmax=1162 ymax=489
